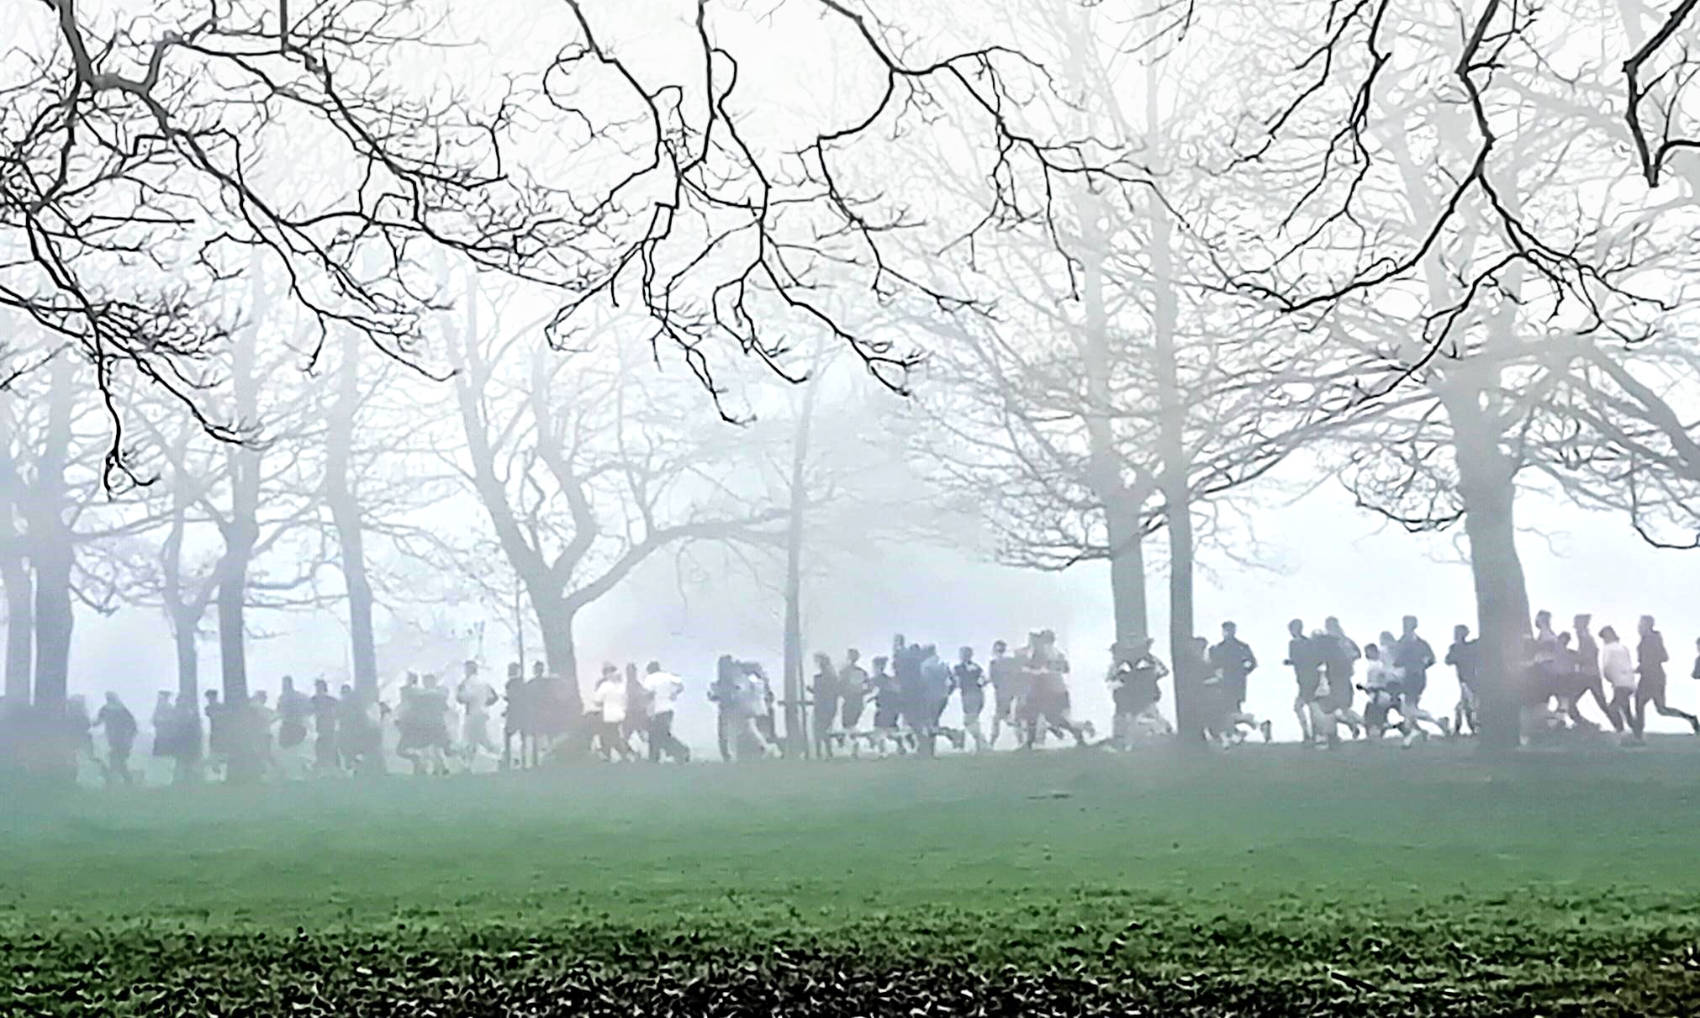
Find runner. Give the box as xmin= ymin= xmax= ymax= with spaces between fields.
xmin=641 ymin=662 xmax=690 ymax=764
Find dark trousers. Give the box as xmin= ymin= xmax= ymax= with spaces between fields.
xmin=648 ymin=711 xmax=690 ymax=763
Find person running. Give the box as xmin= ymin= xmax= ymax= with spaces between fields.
xmin=1636 ymin=615 xmax=1699 ymax=736
xmin=1019 ymin=630 xmax=1088 ymax=749
xmin=338 ymin=684 xmax=384 ymax=775
xmin=710 ymin=655 xmax=744 ymax=763
xmin=987 ymin=640 xmax=1025 ymax=748
xmin=912 ymin=645 xmax=956 ymax=756
xmin=892 ymin=635 xmax=926 ymax=748
xmin=1360 ymin=643 xmax=1403 ymax=740
xmin=1208 ymin=622 xmax=1266 ymax=744
xmin=202 ymin=689 xmax=227 ymax=777
xmin=590 ymin=664 xmax=635 ymax=761
xmin=1444 ymin=624 xmax=1480 ymax=737
xmin=1107 ymin=637 xmax=1170 ymax=749
xmin=1318 ymin=618 xmax=1363 ymax=740
xmin=149 ymin=691 xmax=177 ymax=765
xmin=91 ymin=692 xmax=138 ymax=786
xmin=869 ymin=654 xmax=905 ymax=755
xmin=456 ymin=660 xmax=499 ymax=765
xmin=838 ymin=649 xmax=868 ymax=751
xmin=642 ymin=661 xmax=690 ymax=764
xmin=1284 ymin=619 xmax=1325 ymax=745
xmin=1393 ymin=615 xmax=1448 ymax=744
xmin=169 ymin=693 xmax=202 ymax=784
xmin=309 ymin=679 xmax=340 ymax=772
xmin=277 ymin=676 xmax=310 ymax=754
xmin=1571 ymin=615 xmax=1613 ymax=731
xmin=810 ymin=653 xmax=841 ymax=759
xmin=249 ymin=690 xmax=279 ymax=777
xmin=622 ymin=662 xmax=651 ymax=754
xmin=1599 ymin=625 xmax=1639 ymax=740
xmin=953 ymin=646 xmax=989 ymax=753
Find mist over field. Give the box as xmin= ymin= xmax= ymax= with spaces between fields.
xmin=6 ymin=0 xmax=1700 ymax=1014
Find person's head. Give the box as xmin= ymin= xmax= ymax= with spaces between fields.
xmin=281 ymin=675 xmax=294 ymax=692
xmin=205 ymin=689 xmax=219 ymax=704
xmin=646 ymin=661 xmax=661 ymax=675
xmin=814 ymin=652 xmax=833 ymax=672
xmin=923 ymin=643 xmax=939 ymax=659
xmin=1037 ymin=629 xmax=1056 ymax=647
xmin=1379 ymin=630 xmax=1396 ymax=647
xmin=252 ymin=690 xmax=268 ymax=705
xmin=1600 ymin=625 xmax=1619 ymax=643
xmin=872 ymin=655 xmax=889 ymax=673
xmin=625 ymin=663 xmax=638 ymax=680
xmin=846 ymin=648 xmax=860 ymax=664
xmin=1222 ymin=621 xmax=1237 ymax=638
xmin=1288 ymin=618 xmax=1304 ymax=637
xmin=1325 ymin=616 xmax=1342 ymax=635
xmin=1402 ymin=615 xmax=1418 ymax=635
xmin=156 ymin=690 xmax=172 ymax=703
xmin=1138 ymin=636 xmax=1154 ymax=655
xmin=600 ymin=663 xmax=618 ymax=683
xmin=464 ymin=660 xmax=478 ymax=678
xmin=1192 ymin=636 xmax=1208 ymax=652
xmin=105 ymin=691 xmax=120 ymax=706
xmin=424 ymin=673 xmax=440 ymax=689
xmin=315 ymin=678 xmax=329 ymax=694
xmin=959 ymin=645 xmax=974 ymax=663
xmin=1364 ymin=643 xmax=1381 ymax=661
xmin=1574 ymin=613 xmax=1591 ymax=632
xmin=340 ymin=683 xmax=354 ymax=698
xmin=508 ymin=662 xmax=522 ymax=679
xmin=533 ymin=661 xmax=545 ymax=676
xmin=893 ymin=634 xmax=906 ymax=652
xmin=1558 ymin=632 xmax=1572 ymax=649
xmin=992 ymin=640 xmax=1007 ymax=657
xmin=1453 ymin=624 xmax=1470 ymax=642
xmin=405 ymin=672 xmax=419 ymax=688
xmin=1640 ymin=614 xmax=1656 ymax=634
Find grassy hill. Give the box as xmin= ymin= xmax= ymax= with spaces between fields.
xmin=4 ymin=739 xmax=1698 ymax=1014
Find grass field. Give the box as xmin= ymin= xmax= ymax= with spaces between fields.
xmin=4 ymin=739 xmax=1700 ymax=1015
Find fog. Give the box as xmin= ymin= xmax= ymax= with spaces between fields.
xmin=7 ymin=0 xmax=1700 ymax=781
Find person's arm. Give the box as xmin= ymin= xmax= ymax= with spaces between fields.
xmin=1244 ymin=647 xmax=1258 ymax=673
xmin=1154 ymin=657 xmax=1170 ymax=680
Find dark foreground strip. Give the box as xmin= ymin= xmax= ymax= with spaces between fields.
xmin=1 ymin=930 xmax=1696 ymax=1017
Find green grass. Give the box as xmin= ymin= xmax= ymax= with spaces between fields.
xmin=4 ymin=739 xmax=1700 ymax=1014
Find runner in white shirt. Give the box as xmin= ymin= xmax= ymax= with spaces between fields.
xmin=455 ymin=660 xmax=499 ymax=764
xmin=1598 ymin=625 xmax=1638 ymax=741
xmin=590 ymin=665 xmax=634 ymax=761
xmin=641 ymin=662 xmax=691 ymax=763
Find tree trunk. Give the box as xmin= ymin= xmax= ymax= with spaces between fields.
xmin=171 ymin=609 xmax=200 ymax=704
xmin=28 ymin=352 xmax=75 ymax=712
xmin=1076 ymin=191 xmax=1150 ymax=652
xmin=327 ymin=329 xmax=380 ymax=698
xmin=534 ymin=592 xmax=582 ymax=715
xmin=1454 ymin=423 xmax=1529 ymax=753
xmin=1146 ymin=137 xmax=1196 ymax=743
xmin=1104 ymin=496 xmax=1149 ymax=648
xmin=30 ymin=542 xmax=72 ymax=709
xmin=216 ymin=553 xmax=251 ymax=705
xmin=2 ymin=551 xmax=31 ymax=707
xmin=781 ymin=363 xmax=823 ymax=759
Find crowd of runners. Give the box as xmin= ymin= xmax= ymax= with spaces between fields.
xmin=55 ymin=610 xmax=1700 ymax=784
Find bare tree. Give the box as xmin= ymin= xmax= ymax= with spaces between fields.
xmin=910 ymin=0 xmax=1348 ymax=739
xmin=444 ymin=283 xmax=790 ymax=716
xmin=5 ymin=0 xmax=1144 ymax=468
